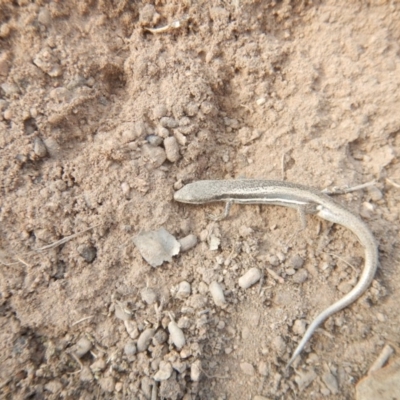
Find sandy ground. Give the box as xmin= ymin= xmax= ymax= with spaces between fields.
xmin=1 ymin=1 xmax=400 ymax=399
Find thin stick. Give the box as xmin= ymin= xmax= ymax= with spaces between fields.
xmin=324 ymin=252 xmax=357 ymax=272
xmin=266 ymin=267 xmax=284 ymax=284
xmin=386 ymin=178 xmax=400 ymax=189
xmin=322 ymin=180 xmax=376 ymax=195
xmin=281 ymin=152 xmax=287 ymax=181
xmin=15 ymin=256 xmax=32 ymax=268
xmin=0 ymin=258 xmax=20 ymax=266
xmin=258 ymin=270 xmax=265 ymax=294
xmin=144 ymin=15 xmax=189 ymax=34
xmin=368 ymin=344 xmax=394 ymax=374
xmin=35 ymin=224 xmax=100 ymax=252
xmin=71 ymin=316 xmax=94 ymax=327
xmin=68 ymin=352 xmax=83 ymax=374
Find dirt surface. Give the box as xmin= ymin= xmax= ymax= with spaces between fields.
xmin=1 ymin=1 xmax=400 ymax=399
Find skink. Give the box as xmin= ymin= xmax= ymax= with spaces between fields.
xmin=174 ymin=179 xmax=378 ymax=367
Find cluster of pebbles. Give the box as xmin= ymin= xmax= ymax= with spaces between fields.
xmin=68 ymin=220 xmax=329 ymax=399
xmin=127 ymin=227 xmax=270 ymax=397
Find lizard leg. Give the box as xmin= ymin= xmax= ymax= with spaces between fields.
xmin=208 ymin=200 xmax=233 ymax=221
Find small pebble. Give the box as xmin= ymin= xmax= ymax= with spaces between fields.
xmin=185 ymin=102 xmax=199 ymax=116
xmin=134 ymin=121 xmax=147 ymax=137
xmin=66 ymin=75 xmax=87 ymax=90
xmin=77 ymin=245 xmax=97 ymax=263
xmin=292 ymin=319 xmax=307 ymax=336
xmin=177 ymin=281 xmax=191 ymax=299
xmin=306 ymin=353 xmax=320 ymax=364
xmin=292 ymin=269 xmax=308 ymax=284
xmin=367 ymin=186 xmax=383 ymax=201
xmin=171 ymin=359 xmax=187 ymax=374
xmin=38 ymin=8 xmax=51 ymax=26
xmin=154 ymin=104 xmax=168 ymax=119
xmin=376 ymin=313 xmax=386 ymax=322
xmin=338 ymin=281 xmax=353 ymax=294
xmin=295 ymin=368 xmax=317 ymax=390
xmin=285 ymin=268 xmax=296 ymax=276
xmin=137 ymin=328 xmax=155 ymax=352
xmin=33 ymin=48 xmax=62 ymax=77
xmin=178 ymin=234 xmax=198 ymax=252
xmin=50 ymin=87 xmax=71 ymax=102
xmin=179 ymin=116 xmax=191 ymax=126
xmin=0 ymin=99 xmax=8 ymax=112
xmin=44 ymin=380 xmax=62 ymax=394
xmin=141 ymin=287 xmax=157 ymax=305
xmin=258 ymin=361 xmax=268 ymax=376
xmin=189 ymin=294 xmax=207 ymax=309
xmin=242 ymin=326 xmax=251 ymax=340
xmin=168 ymin=320 xmax=185 ymax=349
xmin=335 ymin=314 xmax=345 ymax=327
xmin=98 ymin=376 xmax=115 ymax=393
xmin=320 ymin=261 xmax=331 ymax=271
xmin=209 ymin=235 xmax=220 ymax=251
xmin=142 ymin=144 xmax=167 ymax=167
xmin=177 ymin=123 xmax=193 ymax=135
xmin=0 ymin=54 xmax=9 ymax=77
xmin=164 ymin=136 xmax=180 ymax=162
xmin=180 ymin=347 xmax=192 ymax=359
xmin=272 ymin=336 xmax=286 ymax=356
xmin=154 ymin=361 xmax=173 ymax=381
xmin=1 ymin=82 xmax=19 ymax=96
xmin=24 ymin=117 xmax=38 ymax=135
xmin=177 ymin=316 xmax=191 ymax=330
xmin=321 ymin=387 xmax=330 ymax=396
xmin=4 ymin=108 xmax=13 ymax=120
xmin=322 ymin=371 xmax=339 ymax=394
xmin=239 ymin=226 xmax=254 ymax=237
xmin=199 ymin=281 xmax=209 ymax=294
xmin=80 ymin=366 xmax=94 ymax=382
xmin=75 ymin=337 xmax=92 ymax=358
xmin=121 ymin=182 xmax=130 ymax=195
xmin=289 ymin=255 xmax=305 ymax=269
xmin=174 ymin=130 xmax=187 ymax=145
xmin=33 ymin=137 xmax=47 ymax=158
xmin=160 ymin=117 xmax=178 ymax=128
xmin=124 ymin=341 xmax=137 ymax=356
xmin=190 ymin=360 xmax=202 ymax=381
xmin=139 ymin=4 xmax=157 ymax=24
xmin=209 ymin=281 xmax=226 ymax=307
xmin=146 ymin=134 xmax=163 ymax=146
xmin=238 ymin=268 xmax=262 ymax=289
xmin=240 ymin=362 xmax=255 ymax=376
xmin=124 ymin=320 xmax=139 ymax=339
xmin=114 ymin=303 xmax=130 ymax=321
xmin=90 ymin=357 xmax=106 ymax=373
xmin=268 ymin=254 xmax=280 ymax=267
xmin=199 ymin=229 xmax=208 ymax=242
xmin=157 ymin=126 xmax=169 ymax=138
xmin=153 ymin=329 xmax=168 ymax=345
xmin=200 ymin=101 xmax=214 ymax=115
xmin=256 ymin=97 xmax=266 ymax=106
xmin=141 ymin=377 xmax=152 ymax=398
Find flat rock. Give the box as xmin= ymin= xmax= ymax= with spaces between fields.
xmin=356 ymin=360 xmax=400 ymax=400
xmin=133 ymin=228 xmax=180 ymax=267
